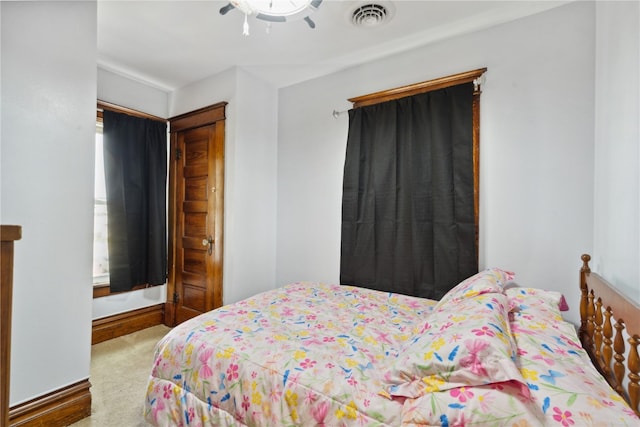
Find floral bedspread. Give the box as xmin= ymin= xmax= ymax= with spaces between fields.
xmin=144 ymin=282 xmax=436 ymax=426
xmin=144 ymin=278 xmax=638 ymax=426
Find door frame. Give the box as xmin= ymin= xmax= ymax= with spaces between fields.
xmin=165 ymin=102 xmax=227 ymax=326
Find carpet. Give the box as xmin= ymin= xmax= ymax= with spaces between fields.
xmin=69 ymin=324 xmax=171 ymax=426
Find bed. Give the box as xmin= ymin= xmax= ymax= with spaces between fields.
xmin=144 ymin=255 xmax=639 ymax=426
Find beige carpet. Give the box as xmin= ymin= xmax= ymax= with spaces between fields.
xmin=70 ymin=325 xmax=172 ymax=427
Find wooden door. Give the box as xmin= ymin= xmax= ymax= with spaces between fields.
xmin=165 ymin=104 xmax=225 ymax=326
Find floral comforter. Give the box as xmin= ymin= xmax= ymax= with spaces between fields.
xmin=145 ymin=282 xmax=435 ymax=426
xmin=144 ymin=271 xmax=638 ymax=426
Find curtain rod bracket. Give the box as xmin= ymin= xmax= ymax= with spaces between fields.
xmin=473 ymin=74 xmax=486 ymax=91
xmin=332 ymin=109 xmax=347 ymax=119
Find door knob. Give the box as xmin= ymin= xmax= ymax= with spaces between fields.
xmin=202 ymin=236 xmax=213 ymax=255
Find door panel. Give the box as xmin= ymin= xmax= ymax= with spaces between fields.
xmin=184 ymin=212 xmax=206 ymax=236
xmin=183 ymin=284 xmax=206 ymax=313
xmin=185 ymin=177 xmax=207 ymax=200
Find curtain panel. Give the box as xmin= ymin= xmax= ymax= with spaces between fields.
xmin=340 ymin=82 xmax=477 ymax=300
xmin=103 ymin=110 xmax=168 ymax=292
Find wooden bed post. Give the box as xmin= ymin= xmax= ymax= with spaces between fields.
xmin=579 ymin=254 xmax=591 ymax=347
xmin=629 ymin=335 xmax=640 ymax=414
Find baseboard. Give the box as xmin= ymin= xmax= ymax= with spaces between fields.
xmin=9 ymin=379 xmax=91 ymax=427
xmin=92 ymin=303 xmax=165 ymax=344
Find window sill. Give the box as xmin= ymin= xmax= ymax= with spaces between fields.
xmin=93 ymin=282 xmax=155 ymax=299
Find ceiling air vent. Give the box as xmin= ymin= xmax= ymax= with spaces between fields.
xmin=351 ymin=3 xmax=390 ymax=27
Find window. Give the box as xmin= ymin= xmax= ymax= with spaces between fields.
xmin=93 ymin=102 xmax=168 ymax=298
xmin=340 ymin=68 xmax=485 ymax=299
xmin=93 ymin=122 xmax=109 ymax=284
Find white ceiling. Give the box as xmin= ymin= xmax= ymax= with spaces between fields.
xmin=97 ymin=0 xmax=570 ymax=91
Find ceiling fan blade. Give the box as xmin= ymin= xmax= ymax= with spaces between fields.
xmin=304 ymin=16 xmax=316 ymax=29
xmin=219 ymin=3 xmax=235 ymax=15
xmin=255 ymin=13 xmax=285 ymax=22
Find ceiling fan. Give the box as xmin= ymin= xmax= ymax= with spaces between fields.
xmin=219 ymin=0 xmax=323 ymax=34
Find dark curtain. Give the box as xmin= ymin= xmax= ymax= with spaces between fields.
xmin=340 ymin=82 xmax=477 ymax=300
xmin=103 ymin=110 xmax=167 ymax=292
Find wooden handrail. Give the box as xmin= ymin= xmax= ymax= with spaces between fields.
xmin=1 ymin=225 xmax=22 ymax=427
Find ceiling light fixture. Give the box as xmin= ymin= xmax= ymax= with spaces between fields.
xmin=219 ymin=0 xmax=323 ymax=35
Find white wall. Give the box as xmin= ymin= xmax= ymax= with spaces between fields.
xmin=231 ymin=69 xmax=279 ymax=302
xmin=92 ymin=284 xmax=167 ymax=320
xmin=97 ymin=67 xmax=169 ymax=119
xmin=93 ymin=68 xmax=169 ymax=320
xmin=1 ymin=1 xmax=97 ymax=405
xmin=277 ymin=1 xmax=596 ymax=325
xmin=593 ymin=0 xmax=640 ymax=302
xmin=170 ymin=67 xmax=279 ymax=305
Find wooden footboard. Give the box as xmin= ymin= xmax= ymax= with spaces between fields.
xmin=579 ymin=254 xmax=640 ymax=416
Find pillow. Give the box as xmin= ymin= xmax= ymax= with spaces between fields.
xmin=382 ymin=292 xmax=525 ymax=398
xmin=505 ymin=287 xmax=569 ymax=320
xmin=433 ymin=268 xmax=515 ymax=312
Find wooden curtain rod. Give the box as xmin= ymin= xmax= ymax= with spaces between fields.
xmin=97 ymin=100 xmax=166 ymax=123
